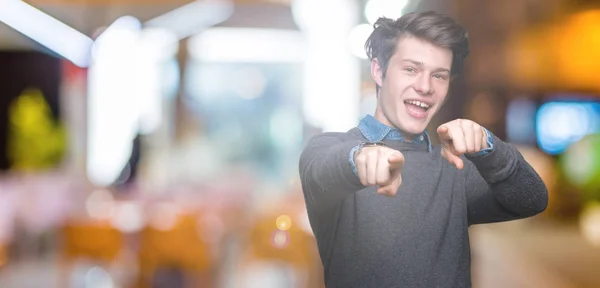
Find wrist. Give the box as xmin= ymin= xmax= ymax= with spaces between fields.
xmin=467 ymin=128 xmax=494 ymax=157
xmin=481 ymin=127 xmax=490 ymax=149
xmin=354 ymin=141 xmax=387 ymax=160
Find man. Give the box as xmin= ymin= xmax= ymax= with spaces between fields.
xmin=298 ymin=11 xmax=548 ymax=288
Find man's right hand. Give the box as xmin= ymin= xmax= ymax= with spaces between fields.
xmin=354 ymin=146 xmax=405 ymax=196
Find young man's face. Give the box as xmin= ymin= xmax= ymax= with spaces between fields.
xmin=371 ymin=36 xmax=453 ymax=138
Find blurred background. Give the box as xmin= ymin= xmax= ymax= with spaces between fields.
xmin=0 ymin=0 xmax=599 ymax=287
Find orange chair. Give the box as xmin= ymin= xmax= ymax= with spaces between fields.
xmin=0 ymin=243 xmax=6 ymax=268
xmin=60 ymin=220 xmax=125 ymax=286
xmin=238 ymin=212 xmax=322 ymax=288
xmin=136 ymin=213 xmax=213 ymax=288
xmin=62 ymin=221 xmax=123 ymax=262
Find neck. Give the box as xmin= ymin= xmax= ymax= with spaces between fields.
xmin=373 ymin=107 xmax=417 ymax=141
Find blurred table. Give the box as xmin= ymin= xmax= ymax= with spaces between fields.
xmin=471 ymin=219 xmax=600 ymax=288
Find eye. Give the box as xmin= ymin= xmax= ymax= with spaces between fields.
xmin=404 ymin=67 xmax=416 ymax=73
xmin=433 ymin=74 xmax=448 ymax=80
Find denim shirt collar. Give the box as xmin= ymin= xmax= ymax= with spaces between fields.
xmin=358 ymin=114 xmax=432 ymax=152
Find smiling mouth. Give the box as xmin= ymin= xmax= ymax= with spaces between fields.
xmin=404 ymin=100 xmax=431 ymax=112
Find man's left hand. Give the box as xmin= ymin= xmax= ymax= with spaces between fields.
xmin=437 ymin=119 xmax=489 ymax=170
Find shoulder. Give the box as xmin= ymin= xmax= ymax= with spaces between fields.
xmin=299 ymin=128 xmax=363 ymax=167
xmin=303 ymin=127 xmax=363 ymax=148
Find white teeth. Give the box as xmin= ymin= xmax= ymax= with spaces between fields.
xmin=406 ymin=100 xmax=430 ymax=109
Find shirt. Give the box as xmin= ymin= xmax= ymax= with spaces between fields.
xmin=348 ymin=115 xmax=494 ymax=176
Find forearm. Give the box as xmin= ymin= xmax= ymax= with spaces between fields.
xmin=299 ymin=134 xmax=365 ymax=212
xmin=466 ymin=135 xmax=548 ymax=217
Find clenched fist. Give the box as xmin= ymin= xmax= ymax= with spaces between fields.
xmin=354 ymin=144 xmax=405 ymax=196
xmin=437 ymin=119 xmax=489 ymax=170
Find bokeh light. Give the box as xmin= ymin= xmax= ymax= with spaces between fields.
xmin=85 ymin=189 xmax=116 ymax=220
xmin=148 ymin=202 xmax=180 ymax=231
xmin=84 ymin=266 xmax=115 ymax=288
xmin=275 ymin=214 xmax=292 ymax=231
xmin=270 ymin=230 xmax=290 ymax=249
xmin=561 ymin=134 xmax=600 ymax=196
xmin=580 ymin=202 xmax=600 ymax=247
xmin=536 ymin=102 xmax=600 ymax=155
xmin=110 ymin=201 xmax=144 ymax=233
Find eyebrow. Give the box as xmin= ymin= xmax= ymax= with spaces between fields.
xmin=401 ymin=58 xmax=451 ymax=73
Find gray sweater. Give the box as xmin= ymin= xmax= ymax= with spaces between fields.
xmin=298 ymin=126 xmax=548 ymax=288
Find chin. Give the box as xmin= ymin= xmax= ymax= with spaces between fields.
xmin=406 ymin=126 xmax=427 ymax=135
xmin=397 ymin=118 xmax=429 ymax=135
xmin=395 ymin=124 xmax=423 ymax=137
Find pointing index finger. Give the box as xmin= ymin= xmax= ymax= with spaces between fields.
xmin=388 ymin=153 xmax=405 ymax=168
xmin=437 ymin=125 xmax=452 ymax=140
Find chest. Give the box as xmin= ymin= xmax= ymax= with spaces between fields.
xmin=349 ymin=156 xmax=468 ymax=246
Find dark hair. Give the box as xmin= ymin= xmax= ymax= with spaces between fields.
xmin=365 ymin=11 xmax=469 ymax=91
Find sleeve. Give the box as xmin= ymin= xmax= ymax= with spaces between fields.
xmin=463 ymin=133 xmax=548 ymax=225
xmin=299 ymin=133 xmax=365 ymax=213
xmin=467 ymin=127 xmax=494 ymax=157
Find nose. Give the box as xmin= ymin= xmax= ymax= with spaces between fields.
xmin=413 ymin=73 xmax=433 ymax=95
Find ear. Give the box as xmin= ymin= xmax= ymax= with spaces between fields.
xmin=370 ymin=58 xmax=383 ymax=88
